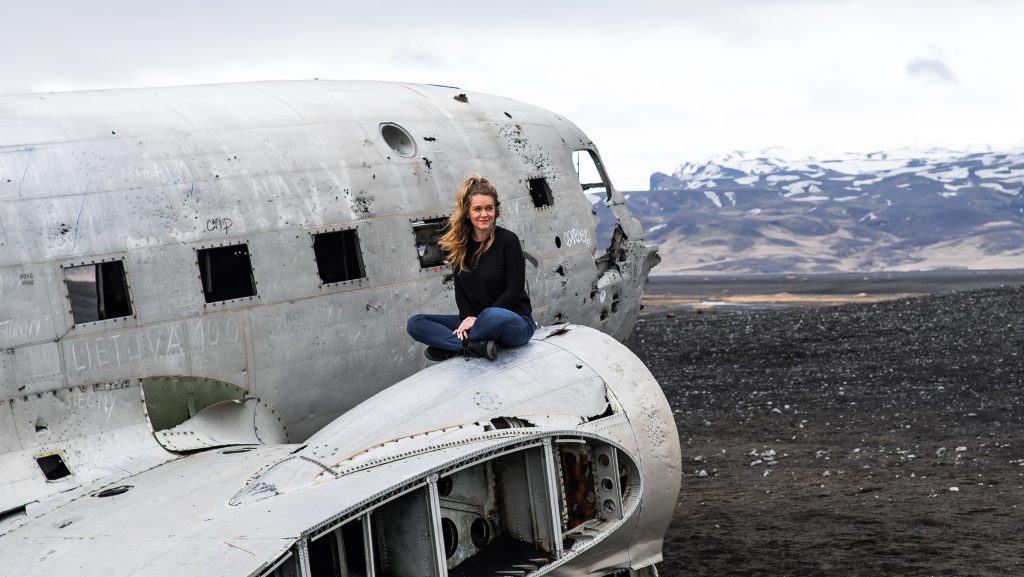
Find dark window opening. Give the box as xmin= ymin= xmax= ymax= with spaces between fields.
xmin=412 ymin=218 xmax=448 ymax=268
xmin=313 ymin=229 xmax=366 ymax=284
xmin=528 ymin=177 xmax=553 ymax=208
xmin=197 ymin=244 xmax=257 ymax=303
xmin=37 ymin=454 xmax=71 ymax=481
xmin=64 ymin=261 xmax=133 ymax=324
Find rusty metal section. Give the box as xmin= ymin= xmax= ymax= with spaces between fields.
xmin=558 ymin=444 xmax=597 ymax=530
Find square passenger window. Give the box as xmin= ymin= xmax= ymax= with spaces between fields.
xmin=37 ymin=453 xmax=72 ymax=481
xmin=197 ymin=244 xmax=257 ymax=303
xmin=64 ymin=261 xmax=133 ymax=324
xmin=412 ymin=218 xmax=448 ymax=268
xmin=313 ymin=229 xmax=366 ymax=284
xmin=529 ymin=177 xmax=553 ymax=208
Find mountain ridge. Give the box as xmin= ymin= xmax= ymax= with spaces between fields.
xmin=621 ymin=147 xmax=1024 ymax=274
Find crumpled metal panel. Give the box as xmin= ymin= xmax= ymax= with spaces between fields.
xmin=154 ymin=398 xmax=286 ymax=452
xmin=0 ymin=325 xmax=678 ymax=577
xmin=550 ymin=327 xmax=683 ymax=571
xmin=0 ymin=380 xmax=176 ymax=517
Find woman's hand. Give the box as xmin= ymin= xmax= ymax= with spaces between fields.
xmin=454 ymin=316 xmax=476 ymax=341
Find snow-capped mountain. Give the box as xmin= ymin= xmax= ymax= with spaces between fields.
xmin=625 ymin=148 xmax=1024 ymax=274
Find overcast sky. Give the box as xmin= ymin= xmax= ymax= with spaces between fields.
xmin=2 ymin=0 xmax=1021 ymax=190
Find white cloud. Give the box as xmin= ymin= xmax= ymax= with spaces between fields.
xmin=0 ymin=0 xmax=1022 ymax=190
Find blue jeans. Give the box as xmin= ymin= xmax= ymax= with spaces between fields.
xmin=407 ymin=308 xmax=536 ymax=351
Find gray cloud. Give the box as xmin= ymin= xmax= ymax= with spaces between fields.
xmin=392 ymin=49 xmax=444 ymax=68
xmin=906 ymin=57 xmax=956 ymax=84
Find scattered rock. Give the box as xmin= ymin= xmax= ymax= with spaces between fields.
xmin=625 ymin=285 xmax=1024 ymax=575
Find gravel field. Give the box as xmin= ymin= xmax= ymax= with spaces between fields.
xmin=625 ymin=285 xmax=1024 ymax=577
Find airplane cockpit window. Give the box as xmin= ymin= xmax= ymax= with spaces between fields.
xmin=572 ymin=149 xmax=616 ymax=255
xmin=528 ymin=177 xmax=553 ymax=208
xmin=196 ymin=244 xmax=257 ymax=303
xmin=313 ymin=229 xmax=366 ymax=284
xmin=412 ymin=218 xmax=448 ymax=268
xmin=63 ymin=260 xmax=133 ymax=324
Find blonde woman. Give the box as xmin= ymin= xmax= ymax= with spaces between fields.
xmin=407 ymin=174 xmax=535 ymax=361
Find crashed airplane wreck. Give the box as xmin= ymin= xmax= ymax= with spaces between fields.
xmin=0 ymin=80 xmax=678 ymax=576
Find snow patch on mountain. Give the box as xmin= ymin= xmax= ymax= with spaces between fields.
xmin=634 ymin=146 xmax=1024 ymax=273
xmin=703 ymin=190 xmax=723 ymax=208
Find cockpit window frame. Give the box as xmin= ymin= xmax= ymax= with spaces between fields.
xmin=572 ymin=148 xmax=614 ymax=201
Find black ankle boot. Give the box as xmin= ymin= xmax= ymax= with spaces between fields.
xmin=424 ymin=346 xmax=456 ymax=362
xmin=462 ymin=339 xmax=498 ymax=361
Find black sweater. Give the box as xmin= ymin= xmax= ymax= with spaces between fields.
xmin=455 ymin=227 xmax=533 ymax=320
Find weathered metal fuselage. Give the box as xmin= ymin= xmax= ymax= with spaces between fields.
xmin=0 ymin=81 xmax=671 ymax=576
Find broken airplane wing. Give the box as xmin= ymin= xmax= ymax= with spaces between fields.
xmin=0 ymin=325 xmax=680 ymax=577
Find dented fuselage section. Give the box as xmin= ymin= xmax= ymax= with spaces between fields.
xmin=0 ymin=81 xmax=668 ymax=575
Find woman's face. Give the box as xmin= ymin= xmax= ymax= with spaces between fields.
xmin=468 ymin=193 xmax=497 ymax=238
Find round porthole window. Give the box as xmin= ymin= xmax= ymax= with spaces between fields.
xmin=380 ymin=123 xmax=416 ymax=157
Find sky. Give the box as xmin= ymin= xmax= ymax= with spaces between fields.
xmin=1 ymin=0 xmax=1021 ymax=190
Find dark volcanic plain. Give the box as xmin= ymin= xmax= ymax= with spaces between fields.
xmin=625 ymin=285 xmax=1024 ymax=576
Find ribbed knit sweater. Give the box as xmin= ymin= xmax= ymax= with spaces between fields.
xmin=454 ymin=226 xmax=533 ymax=320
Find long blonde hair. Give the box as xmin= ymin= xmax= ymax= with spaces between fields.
xmin=440 ymin=174 xmax=501 ymax=273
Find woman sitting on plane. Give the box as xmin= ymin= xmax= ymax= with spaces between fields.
xmin=407 ymin=174 xmax=535 ymax=361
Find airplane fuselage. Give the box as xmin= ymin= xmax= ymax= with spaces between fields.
xmin=0 ymin=80 xmax=658 ymax=518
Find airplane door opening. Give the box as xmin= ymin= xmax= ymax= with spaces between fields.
xmin=572 ymin=149 xmax=615 ymax=257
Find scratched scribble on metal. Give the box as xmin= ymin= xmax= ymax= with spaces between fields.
xmin=0 ymin=81 xmax=673 ymax=576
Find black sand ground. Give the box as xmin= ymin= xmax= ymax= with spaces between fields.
xmin=626 ymin=285 xmax=1024 ymax=577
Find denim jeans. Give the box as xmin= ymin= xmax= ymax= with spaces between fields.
xmin=407 ymin=307 xmax=536 ymax=351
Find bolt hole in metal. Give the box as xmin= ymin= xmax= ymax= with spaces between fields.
xmin=470 ymin=517 xmax=491 ymax=548
xmin=438 ymin=476 xmax=454 ymax=497
xmin=603 ymin=499 xmax=616 ymax=513
xmin=442 ymin=517 xmax=459 ymax=558
xmin=94 ymin=485 xmax=132 ymax=498
xmin=380 ymin=123 xmax=416 ymax=157
xmin=597 ymin=453 xmax=611 ymax=467
xmin=601 ymin=477 xmax=615 ymax=492
xmin=555 ymin=236 xmax=562 ymax=248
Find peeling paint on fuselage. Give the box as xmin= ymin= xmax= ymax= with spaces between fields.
xmin=0 ymin=80 xmax=658 ymax=514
